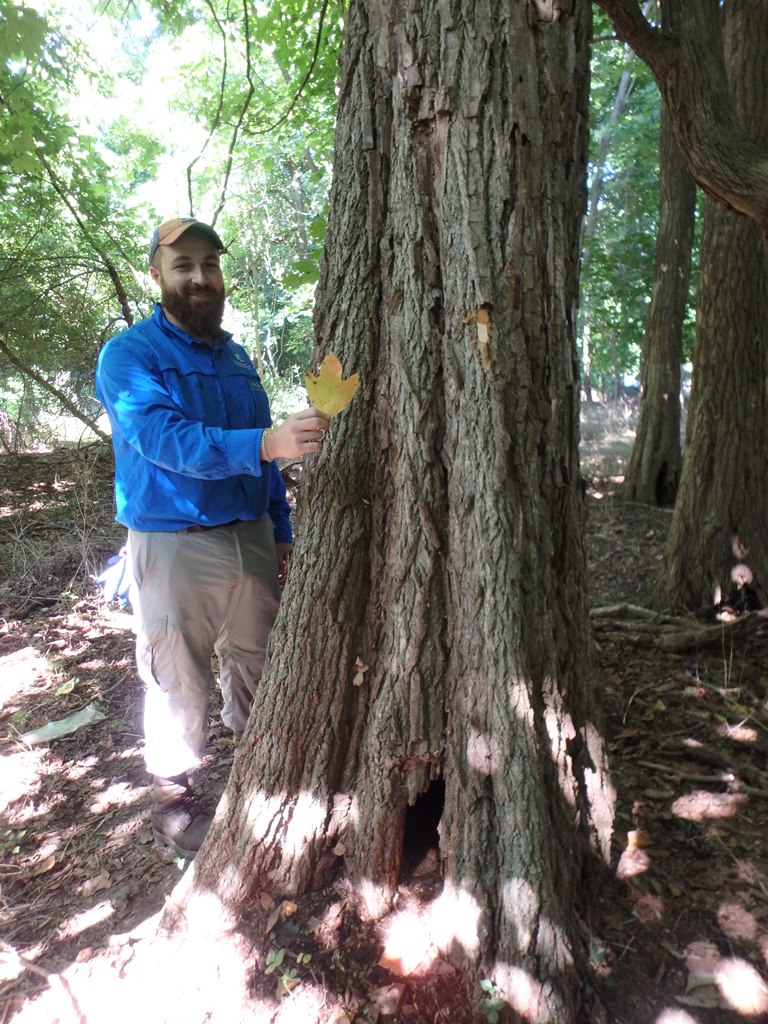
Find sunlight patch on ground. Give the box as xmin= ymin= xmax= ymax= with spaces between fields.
xmin=8 ymin=913 xmax=335 ymax=1024
xmin=265 ymin=983 xmax=349 ymax=1023
xmin=492 ymin=961 xmax=550 ymax=1022
xmin=715 ymin=720 xmax=759 ymax=744
xmin=715 ymin=958 xmax=768 ymax=1015
xmin=0 ymin=646 xmax=53 ymax=705
xmin=87 ymin=782 xmax=142 ymax=815
xmin=655 ymin=1011 xmax=698 ymax=1023
xmin=116 ymin=745 xmax=144 ymax=761
xmin=717 ymin=901 xmax=758 ymax=943
xmin=616 ymin=829 xmax=652 ymax=880
xmin=64 ymin=755 xmax=99 ymax=779
xmin=671 ymin=791 xmax=747 ymax=821
xmin=92 ymin=604 xmax=135 ymax=632
xmin=59 ymin=900 xmax=115 ymax=939
xmin=430 ymin=881 xmax=482 ymax=955
xmin=732 ymin=858 xmax=761 ymax=886
xmin=0 ymin=941 xmax=46 ymax=989
xmin=682 ymin=941 xmax=768 ymax=1016
xmin=375 ymin=879 xmax=482 ymax=977
xmin=9 ymin=954 xmax=341 ymax=1024
xmin=378 ymin=908 xmax=436 ymax=975
xmin=0 ymin=748 xmax=43 ymax=814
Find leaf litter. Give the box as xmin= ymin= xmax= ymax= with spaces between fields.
xmin=2 ymin=428 xmax=768 ymax=1021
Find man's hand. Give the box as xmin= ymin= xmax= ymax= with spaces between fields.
xmin=267 ymin=408 xmax=331 ymax=459
xmin=275 ymin=542 xmax=293 ymax=588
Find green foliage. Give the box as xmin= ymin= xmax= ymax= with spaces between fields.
xmin=478 ymin=978 xmax=505 ymax=1023
xmin=0 ymin=0 xmax=341 ymax=443
xmin=102 ymin=0 xmax=339 ymax=392
xmin=582 ymin=11 xmax=697 ymax=392
xmin=0 ymin=828 xmax=27 ymax=856
xmin=0 ymin=5 xmax=48 ymax=66
xmin=0 ymin=1 xmax=155 ymax=432
xmin=263 ymin=946 xmax=312 ymax=998
xmin=264 ymin=946 xmax=285 ymax=974
xmin=582 ymin=32 xmax=661 ymax=389
xmin=0 ymin=0 xmax=692 ymax=441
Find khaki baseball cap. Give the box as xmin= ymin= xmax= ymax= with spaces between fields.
xmin=148 ymin=217 xmax=225 ymax=263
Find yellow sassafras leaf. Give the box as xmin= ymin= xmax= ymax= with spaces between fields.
xmin=305 ymin=354 xmax=360 ymax=418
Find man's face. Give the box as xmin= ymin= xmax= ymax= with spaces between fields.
xmin=150 ymin=230 xmax=225 ymax=342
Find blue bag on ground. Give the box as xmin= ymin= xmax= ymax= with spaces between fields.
xmin=95 ymin=549 xmax=132 ymax=608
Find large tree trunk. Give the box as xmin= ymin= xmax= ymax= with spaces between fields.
xmin=620 ymin=105 xmax=696 ymax=506
xmin=654 ymin=1 xmax=768 ymax=611
xmin=165 ymin=3 xmax=613 ymax=1019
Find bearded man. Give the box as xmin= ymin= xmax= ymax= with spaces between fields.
xmin=95 ymin=217 xmax=330 ymax=858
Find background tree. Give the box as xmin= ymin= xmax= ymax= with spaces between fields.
xmin=596 ymin=0 xmax=768 ymax=231
xmin=620 ymin=86 xmax=697 ymax=503
xmin=657 ymin=2 xmax=768 ymax=607
xmin=159 ymin=2 xmax=615 ymax=1020
xmin=616 ymin=0 xmax=698 ymax=509
xmin=597 ymin=0 xmax=768 ymax=609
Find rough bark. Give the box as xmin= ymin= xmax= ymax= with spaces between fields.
xmin=621 ymin=104 xmax=696 ymax=506
xmin=594 ymin=0 xmax=768 ymax=234
xmin=653 ymin=1 xmax=768 ymax=611
xmin=167 ymin=3 xmax=614 ymax=1019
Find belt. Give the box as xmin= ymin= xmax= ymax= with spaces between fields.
xmin=186 ymin=519 xmax=243 ymax=533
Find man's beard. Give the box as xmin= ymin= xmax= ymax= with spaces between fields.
xmin=160 ymin=282 xmax=225 ymax=340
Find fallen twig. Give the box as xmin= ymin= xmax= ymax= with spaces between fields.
xmin=591 ymin=603 xmax=768 ymax=652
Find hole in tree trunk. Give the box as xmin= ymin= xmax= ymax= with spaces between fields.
xmin=399 ymin=779 xmax=445 ymax=881
xmin=655 ymin=462 xmax=677 ymax=507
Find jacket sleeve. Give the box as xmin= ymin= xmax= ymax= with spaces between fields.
xmin=95 ymin=333 xmax=266 ymax=480
xmin=267 ymin=461 xmax=293 ymax=543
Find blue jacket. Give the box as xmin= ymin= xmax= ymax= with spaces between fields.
xmin=95 ymin=304 xmax=292 ymax=540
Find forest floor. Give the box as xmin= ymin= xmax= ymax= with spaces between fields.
xmin=2 ymin=401 xmax=768 ymax=1023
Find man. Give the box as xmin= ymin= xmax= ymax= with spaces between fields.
xmin=96 ymin=216 xmax=330 ymax=858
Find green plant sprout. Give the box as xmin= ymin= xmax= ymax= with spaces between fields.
xmin=0 ymin=830 xmax=27 ymax=856
xmin=264 ymin=947 xmax=313 ymax=998
xmin=478 ymin=977 xmax=505 ymax=1023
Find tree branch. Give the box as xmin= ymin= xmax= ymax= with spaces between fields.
xmin=590 ymin=602 xmax=768 ymax=652
xmin=0 ymin=85 xmax=136 ymax=327
xmin=209 ymin=0 xmax=257 ymax=228
xmin=592 ymin=0 xmax=670 ymax=67
xmin=246 ymin=0 xmax=332 ymax=137
xmin=593 ymin=0 xmax=768 ymax=233
xmin=0 ymin=337 xmax=109 ymax=441
xmin=186 ymin=0 xmax=229 ymax=216
xmin=33 ymin=149 xmax=136 ymax=327
xmin=581 ymin=67 xmax=636 ymax=273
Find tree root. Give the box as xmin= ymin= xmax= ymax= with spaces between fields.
xmin=590 ymin=603 xmax=768 ymax=652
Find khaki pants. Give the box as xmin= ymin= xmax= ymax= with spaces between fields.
xmin=127 ymin=517 xmax=281 ymax=778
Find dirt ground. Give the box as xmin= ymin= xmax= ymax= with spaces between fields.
xmin=2 ymin=406 xmax=768 ymax=1023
